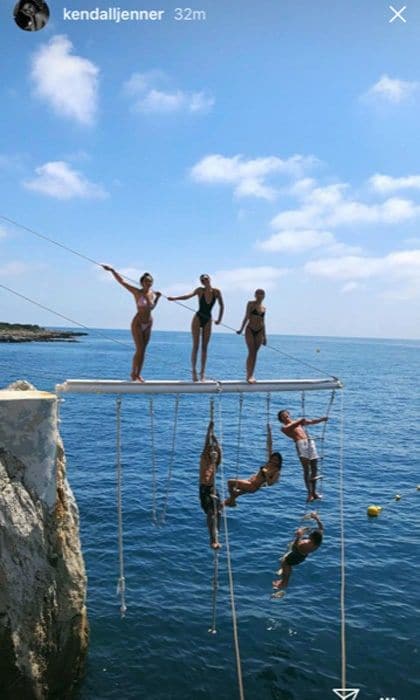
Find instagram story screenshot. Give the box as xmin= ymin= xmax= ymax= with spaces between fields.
xmin=0 ymin=2 xmax=419 ymax=700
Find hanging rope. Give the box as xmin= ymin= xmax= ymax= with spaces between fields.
xmin=266 ymin=392 xmax=271 ymax=424
xmin=234 ymin=393 xmax=244 ymax=483
xmin=315 ymin=389 xmax=336 ymax=501
xmin=265 ymin=392 xmax=272 ymax=459
xmin=115 ymin=397 xmax=127 ymax=617
xmin=338 ymin=388 xmax=347 ymax=689
xmin=155 ymin=394 xmax=180 ymax=525
xmin=208 ymin=548 xmax=220 ymax=635
xmin=217 ymin=397 xmax=245 ymax=700
xmin=149 ymin=398 xmax=158 ymax=525
xmin=208 ymin=397 xmax=221 ymax=633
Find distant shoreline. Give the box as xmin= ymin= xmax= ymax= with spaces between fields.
xmin=0 ymin=323 xmax=88 ymax=343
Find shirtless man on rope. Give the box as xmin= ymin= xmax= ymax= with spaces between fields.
xmin=224 ymin=425 xmax=282 ymax=507
xmin=272 ymin=512 xmax=323 ymax=593
xmin=199 ymin=420 xmax=222 ymax=549
xmin=278 ymin=410 xmax=328 ymax=502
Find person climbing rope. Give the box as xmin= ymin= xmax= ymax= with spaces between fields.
xmin=224 ymin=424 xmax=282 ymax=507
xmin=199 ymin=419 xmax=223 ymax=549
xmin=272 ymin=511 xmax=323 ymax=592
xmin=102 ymin=266 xmax=161 ymax=382
xmin=167 ymin=274 xmax=224 ymax=382
xmin=278 ymin=409 xmax=328 ymax=502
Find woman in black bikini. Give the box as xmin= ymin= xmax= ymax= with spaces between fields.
xmin=237 ymin=289 xmax=266 ymax=383
xmin=168 ymin=274 xmax=224 ymax=382
xmin=102 ymin=265 xmax=161 ymax=382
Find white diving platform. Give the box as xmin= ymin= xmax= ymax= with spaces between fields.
xmin=56 ymin=378 xmax=343 ymax=395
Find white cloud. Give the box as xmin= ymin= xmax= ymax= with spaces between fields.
xmin=341 ymin=281 xmax=365 ymax=294
xmin=0 ymin=261 xmax=31 ymax=276
xmin=24 ymin=161 xmax=107 ymax=200
xmin=324 ymin=242 xmax=364 ymax=256
xmin=257 ymin=227 xmax=364 ymax=256
xmin=31 ymin=35 xmax=99 ymax=125
xmin=258 ymin=229 xmax=335 ymax=253
xmin=191 ymin=153 xmax=316 ymax=200
xmin=370 ymin=173 xmax=420 ymax=194
xmin=364 ymin=74 xmax=419 ymax=104
xmin=124 ymin=71 xmax=214 ymax=114
xmin=213 ymin=266 xmax=288 ymax=292
xmin=403 ymin=237 xmax=420 ymax=247
xmin=305 ymin=249 xmax=420 ymax=283
xmin=271 ymin=182 xmax=420 ymax=230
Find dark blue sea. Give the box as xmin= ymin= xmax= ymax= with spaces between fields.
xmin=1 ymin=331 xmax=419 ymax=700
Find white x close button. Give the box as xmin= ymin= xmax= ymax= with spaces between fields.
xmin=389 ymin=5 xmax=407 ymax=23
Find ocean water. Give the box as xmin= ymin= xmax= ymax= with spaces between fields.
xmin=1 ymin=331 xmax=419 ymax=700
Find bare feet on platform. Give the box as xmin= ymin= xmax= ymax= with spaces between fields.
xmin=313 ymin=493 xmax=322 ymax=500
xmin=247 ymin=376 xmax=257 ymax=384
xmin=131 ymin=375 xmax=145 ymax=383
xmin=192 ymin=370 xmax=199 ymax=383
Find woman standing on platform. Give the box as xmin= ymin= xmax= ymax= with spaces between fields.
xmin=236 ymin=289 xmax=266 ymax=383
xmin=102 ymin=265 xmax=161 ymax=382
xmin=168 ymin=274 xmax=224 ymax=382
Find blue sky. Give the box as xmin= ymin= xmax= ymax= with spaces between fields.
xmin=1 ymin=1 xmax=420 ymax=338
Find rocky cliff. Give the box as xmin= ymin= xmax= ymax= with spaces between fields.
xmin=0 ymin=382 xmax=88 ymax=699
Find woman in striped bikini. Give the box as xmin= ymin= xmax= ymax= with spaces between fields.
xmin=237 ymin=289 xmax=267 ymax=383
xmin=102 ymin=265 xmax=161 ymax=382
xmin=168 ymin=274 xmax=224 ymax=382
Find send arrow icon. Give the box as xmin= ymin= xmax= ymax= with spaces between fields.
xmin=332 ymin=690 xmax=360 ymax=700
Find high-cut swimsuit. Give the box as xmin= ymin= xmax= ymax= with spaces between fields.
xmin=248 ymin=307 xmax=265 ymax=338
xmin=196 ymin=291 xmax=216 ymax=328
xmin=284 ymin=541 xmax=307 ymax=567
xmin=199 ymin=483 xmax=221 ymax=514
xmin=136 ymin=295 xmax=153 ymax=332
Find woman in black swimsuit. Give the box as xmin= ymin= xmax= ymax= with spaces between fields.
xmin=168 ymin=274 xmax=224 ymax=382
xmin=237 ymin=289 xmax=266 ymax=383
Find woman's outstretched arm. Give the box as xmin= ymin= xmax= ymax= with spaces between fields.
xmin=102 ymin=265 xmax=138 ymax=294
xmin=167 ymin=288 xmax=199 ymax=302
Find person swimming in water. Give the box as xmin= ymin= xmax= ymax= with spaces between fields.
xmin=272 ymin=511 xmax=323 ymax=592
xmin=236 ymin=289 xmax=267 ymax=383
xmin=278 ymin=409 xmax=328 ymax=502
xmin=199 ymin=419 xmax=222 ymax=549
xmin=168 ymin=274 xmax=224 ymax=382
xmin=102 ymin=265 xmax=161 ymax=382
xmin=224 ymin=424 xmax=282 ymax=507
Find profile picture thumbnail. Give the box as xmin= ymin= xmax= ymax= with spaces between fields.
xmin=14 ymin=0 xmax=50 ymax=32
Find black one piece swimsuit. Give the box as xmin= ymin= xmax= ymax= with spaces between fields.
xmin=197 ymin=291 xmax=216 ymax=328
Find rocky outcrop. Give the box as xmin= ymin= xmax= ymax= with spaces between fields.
xmin=0 ymin=382 xmax=88 ymax=699
xmin=0 ymin=323 xmax=87 ymax=343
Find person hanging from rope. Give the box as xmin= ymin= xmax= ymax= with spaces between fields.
xmin=167 ymin=274 xmax=224 ymax=382
xmin=272 ymin=511 xmax=323 ymax=592
xmin=278 ymin=409 xmax=328 ymax=502
xmin=102 ymin=266 xmax=161 ymax=382
xmin=236 ymin=289 xmax=267 ymax=383
xmin=199 ymin=419 xmax=223 ymax=549
xmin=224 ymin=424 xmax=282 ymax=507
